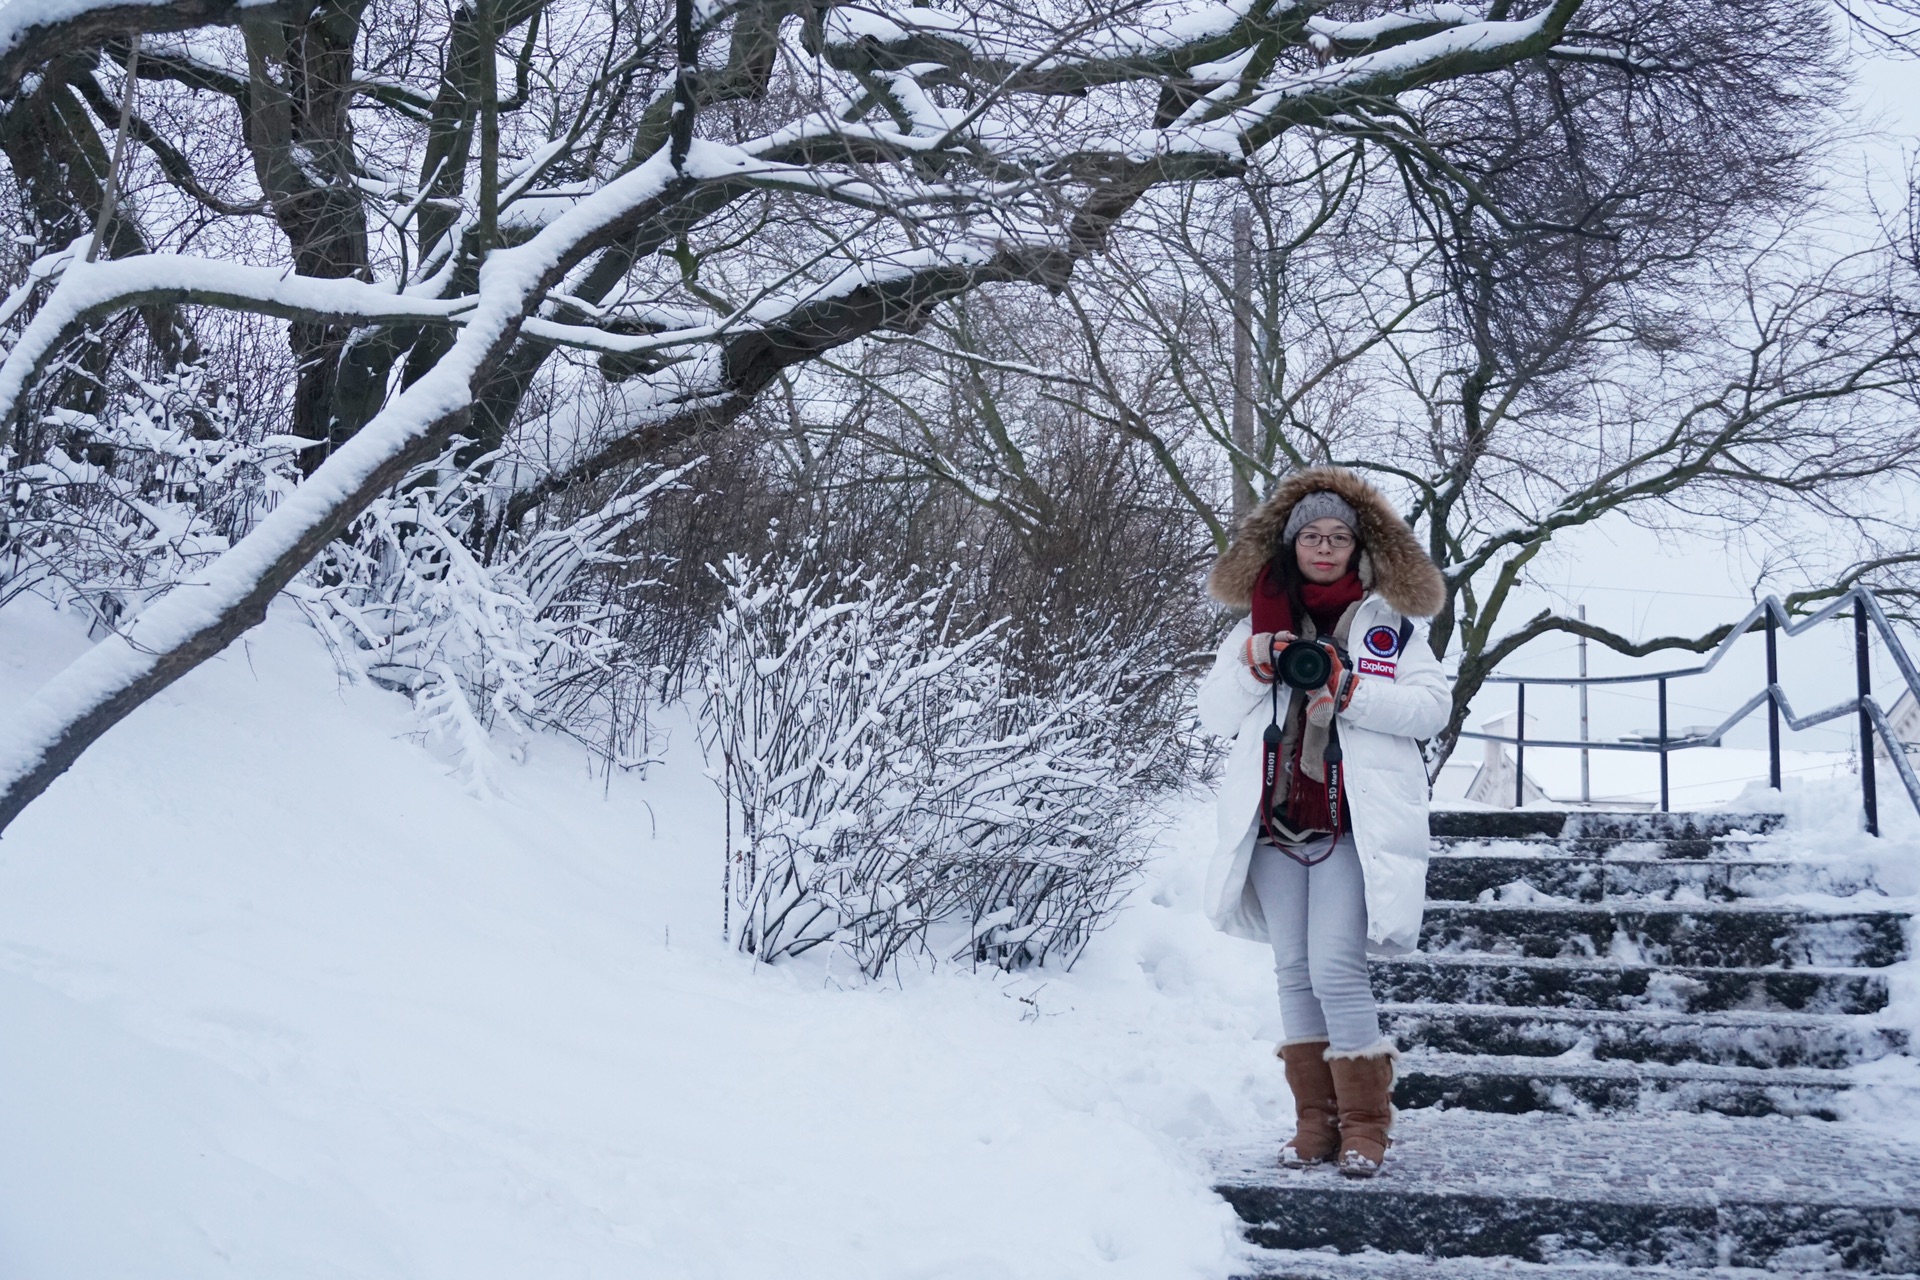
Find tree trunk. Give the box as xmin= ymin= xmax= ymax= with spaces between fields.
xmin=239 ymin=3 xmax=376 ymax=471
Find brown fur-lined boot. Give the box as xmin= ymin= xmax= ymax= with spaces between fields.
xmin=1276 ymin=1039 xmax=1340 ymax=1168
xmin=1326 ymin=1040 xmax=1398 ymax=1178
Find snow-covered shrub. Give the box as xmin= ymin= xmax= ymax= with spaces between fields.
xmin=0 ymin=361 xmax=302 ymax=625
xmin=292 ymin=450 xmax=698 ymax=788
xmin=699 ymin=552 xmax=1166 ymax=977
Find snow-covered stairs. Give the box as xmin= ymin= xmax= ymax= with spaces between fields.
xmin=1390 ymin=810 xmax=1905 ymax=1122
xmin=1218 ymin=1110 xmax=1920 ymax=1275
xmin=1215 ymin=809 xmax=1920 ymax=1277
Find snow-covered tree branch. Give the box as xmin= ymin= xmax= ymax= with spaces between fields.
xmin=0 ymin=0 xmax=1879 ymax=829
xmin=700 ymin=552 xmax=1164 ymax=974
xmin=0 ymin=0 xmax=269 ymax=96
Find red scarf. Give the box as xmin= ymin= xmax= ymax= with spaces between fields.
xmin=1249 ymin=562 xmax=1364 ymax=838
xmin=1250 ymin=563 xmax=1364 ymax=638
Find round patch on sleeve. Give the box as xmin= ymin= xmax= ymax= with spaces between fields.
xmin=1363 ymin=625 xmax=1401 ymax=658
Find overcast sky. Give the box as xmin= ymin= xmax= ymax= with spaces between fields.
xmin=1456 ymin=33 xmax=1920 ymax=767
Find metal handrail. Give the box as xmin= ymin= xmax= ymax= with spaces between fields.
xmin=1456 ymin=587 xmax=1920 ymax=832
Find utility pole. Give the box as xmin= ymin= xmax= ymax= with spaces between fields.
xmin=1579 ymin=603 xmax=1591 ymax=804
xmin=1230 ymin=204 xmax=1256 ymax=524
xmin=672 ymin=0 xmax=697 ymax=170
xmin=477 ymin=4 xmax=499 ymax=250
xmin=87 ymin=34 xmax=141 ymax=264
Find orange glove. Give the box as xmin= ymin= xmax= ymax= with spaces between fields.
xmin=1305 ymin=647 xmax=1360 ymax=725
xmin=1245 ymin=631 xmax=1288 ymax=684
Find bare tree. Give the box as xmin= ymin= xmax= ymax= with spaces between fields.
xmin=0 ymin=0 xmax=1891 ymax=828
xmin=858 ymin=0 xmax=1920 ymax=768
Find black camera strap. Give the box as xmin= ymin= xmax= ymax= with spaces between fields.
xmin=1258 ymin=635 xmax=1286 ymax=846
xmin=1257 ymin=632 xmax=1338 ymax=867
xmin=1321 ymin=720 xmax=1346 ymax=853
xmin=1254 ymin=615 xmax=1405 ymax=864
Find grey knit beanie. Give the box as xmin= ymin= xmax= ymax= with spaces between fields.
xmin=1282 ymin=490 xmax=1359 ymax=545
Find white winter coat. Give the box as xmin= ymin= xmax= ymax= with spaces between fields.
xmin=1197 ymin=602 xmax=1450 ymax=954
xmin=1196 ymin=466 xmax=1453 ymax=956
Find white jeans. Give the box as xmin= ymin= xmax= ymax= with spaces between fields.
xmin=1246 ymin=835 xmax=1381 ymax=1051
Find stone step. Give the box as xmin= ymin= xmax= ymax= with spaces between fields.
xmin=1213 ymin=1109 xmax=1920 ymax=1273
xmin=1424 ymin=852 xmax=1885 ymax=904
xmin=1378 ymin=1002 xmax=1907 ymax=1069
xmin=1567 ymin=811 xmax=1786 ymax=840
xmin=1394 ymin=1051 xmax=1867 ymax=1119
xmin=1371 ymin=953 xmax=1889 ymax=1016
xmin=1430 ymin=810 xmax=1573 ymax=840
xmin=1432 ymin=833 xmax=1763 ymax=860
xmin=1235 ymin=1252 xmax=1867 ymax=1279
xmin=1429 ymin=810 xmax=1784 ymax=842
xmin=1419 ymin=903 xmax=1907 ymax=970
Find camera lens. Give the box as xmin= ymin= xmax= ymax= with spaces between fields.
xmin=1278 ymin=641 xmax=1332 ymax=691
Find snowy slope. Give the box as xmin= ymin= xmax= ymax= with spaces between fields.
xmin=0 ymin=599 xmax=1284 ymax=1280
xmin=4 ymin=598 xmax=1915 ymax=1279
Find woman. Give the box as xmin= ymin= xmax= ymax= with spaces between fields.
xmin=1197 ymin=467 xmax=1448 ymax=1177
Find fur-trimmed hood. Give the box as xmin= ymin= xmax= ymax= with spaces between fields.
xmin=1207 ymin=467 xmax=1446 ymax=618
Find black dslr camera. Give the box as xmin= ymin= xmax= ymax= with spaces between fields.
xmin=1271 ymin=637 xmax=1347 ymax=691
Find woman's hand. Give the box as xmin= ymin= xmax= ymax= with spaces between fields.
xmin=1244 ymin=631 xmax=1290 ymax=683
xmin=1305 ymin=647 xmax=1359 ymax=725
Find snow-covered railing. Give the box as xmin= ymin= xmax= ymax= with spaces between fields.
xmin=1458 ymin=588 xmax=1920 ymax=832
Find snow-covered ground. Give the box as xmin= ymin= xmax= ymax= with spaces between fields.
xmin=2 ymin=597 xmax=1916 ymax=1279
xmin=0 ymin=599 xmax=1277 ymax=1280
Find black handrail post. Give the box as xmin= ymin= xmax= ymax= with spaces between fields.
xmin=1857 ymin=596 xmax=1879 ymax=837
xmin=1657 ymin=676 xmax=1670 ymax=813
xmin=1765 ymin=609 xmax=1781 ymax=791
xmin=1514 ymin=683 xmax=1526 ymax=809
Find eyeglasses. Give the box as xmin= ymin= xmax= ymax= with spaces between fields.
xmin=1295 ymin=531 xmax=1355 ymax=550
